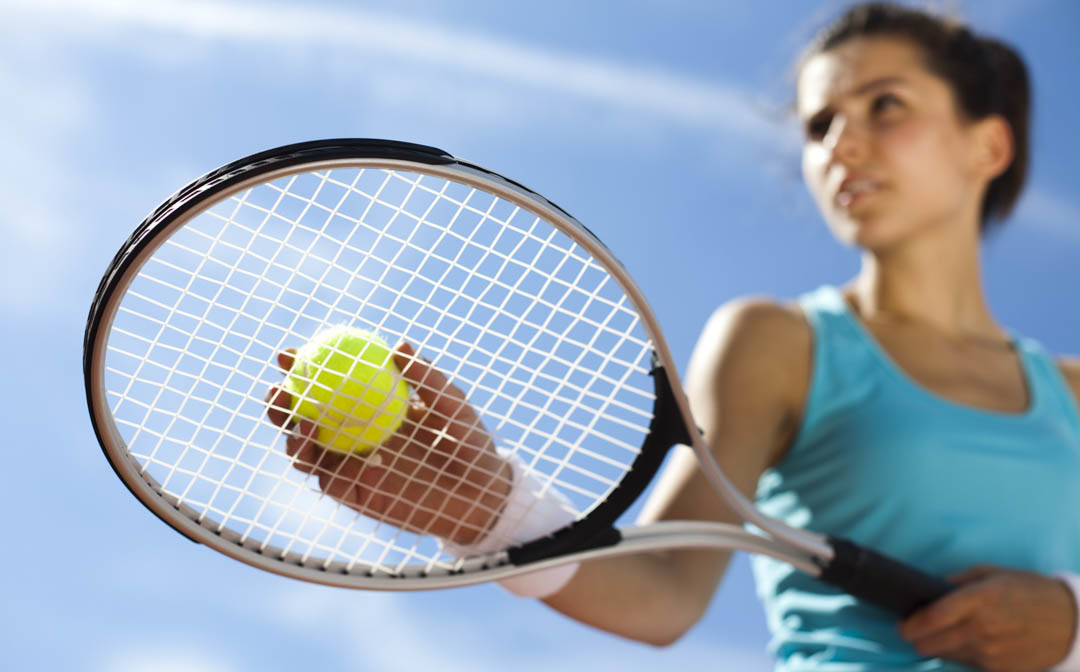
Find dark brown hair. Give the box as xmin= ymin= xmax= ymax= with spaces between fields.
xmin=802 ymin=2 xmax=1031 ymax=230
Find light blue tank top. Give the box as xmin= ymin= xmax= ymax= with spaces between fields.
xmin=751 ymin=285 xmax=1080 ymax=671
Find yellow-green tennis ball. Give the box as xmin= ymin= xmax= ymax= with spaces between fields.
xmin=285 ymin=326 xmax=410 ymax=454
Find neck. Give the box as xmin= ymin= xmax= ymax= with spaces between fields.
xmin=848 ymin=221 xmax=1004 ymax=342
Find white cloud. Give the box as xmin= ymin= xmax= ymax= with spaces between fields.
xmin=9 ymin=0 xmax=782 ymax=143
xmin=259 ymin=582 xmax=773 ymax=672
xmin=0 ymin=0 xmax=796 ymax=319
xmin=102 ymin=647 xmax=238 ymax=672
xmin=4 ymin=0 xmax=1073 ymax=323
xmin=1017 ymin=187 xmax=1080 ymax=242
xmin=0 ymin=56 xmax=95 ymax=313
xmin=262 ymin=584 xmax=514 ymax=671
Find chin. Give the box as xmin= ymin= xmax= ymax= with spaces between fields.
xmin=827 ymin=212 xmax=907 ymax=252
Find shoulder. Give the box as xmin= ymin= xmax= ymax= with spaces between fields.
xmin=1056 ymin=356 xmax=1080 ymax=405
xmin=683 ymin=296 xmax=814 ymax=469
xmin=687 ymin=296 xmax=813 ymax=414
xmin=695 ymin=296 xmax=812 ymax=365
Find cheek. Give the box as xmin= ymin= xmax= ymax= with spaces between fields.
xmin=880 ymin=120 xmax=968 ymax=195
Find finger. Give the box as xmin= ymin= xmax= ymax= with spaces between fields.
xmin=285 ymin=420 xmax=316 ymax=463
xmin=393 ymin=341 xmax=467 ymax=413
xmin=907 ymin=619 xmax=981 ymax=660
xmin=284 ymin=419 xmax=315 ymax=457
xmin=392 ymin=340 xmax=423 ymax=381
xmin=286 ymin=421 xmax=342 ymax=475
xmin=277 ymin=347 xmax=297 ymax=372
xmin=317 ymin=454 xmax=366 ymax=503
xmin=316 ymin=448 xmax=408 ymax=515
xmin=899 ymin=586 xmax=983 ymax=640
xmin=911 ymin=626 xmax=980 ymax=665
xmin=265 ymin=384 xmax=295 ymax=429
xmin=947 ymin=564 xmax=998 ymax=585
xmin=390 ymin=410 xmax=442 ymax=454
xmin=392 ymin=342 xmax=495 ymax=447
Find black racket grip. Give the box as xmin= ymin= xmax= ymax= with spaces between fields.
xmin=819 ymin=537 xmax=953 ymax=618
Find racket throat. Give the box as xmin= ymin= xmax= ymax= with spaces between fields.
xmin=508 ymin=362 xmax=691 ymax=566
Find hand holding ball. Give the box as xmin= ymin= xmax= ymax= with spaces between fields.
xmin=285 ymin=326 xmax=410 ymax=454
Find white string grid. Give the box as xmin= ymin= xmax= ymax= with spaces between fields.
xmin=104 ymin=166 xmax=657 ymax=576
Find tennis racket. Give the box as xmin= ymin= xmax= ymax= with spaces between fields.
xmin=84 ymin=138 xmax=951 ymax=616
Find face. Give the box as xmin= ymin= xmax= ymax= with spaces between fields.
xmin=798 ymin=37 xmax=989 ymax=251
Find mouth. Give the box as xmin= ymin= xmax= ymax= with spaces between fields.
xmin=834 ymin=178 xmax=882 ymax=210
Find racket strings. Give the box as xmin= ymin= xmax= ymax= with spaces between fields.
xmin=144 ymin=180 xmax=654 ymax=435
xmin=104 ymin=165 xmax=657 ymax=573
xmin=138 ymin=181 xmax=330 ymax=540
xmin=261 ymin=170 xmax=656 ymax=467
xmin=268 ymin=170 xmax=651 ymax=378
xmin=261 ymin=173 xmax=563 ymax=552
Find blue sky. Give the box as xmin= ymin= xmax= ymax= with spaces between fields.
xmin=1 ymin=1 xmax=1077 ymax=670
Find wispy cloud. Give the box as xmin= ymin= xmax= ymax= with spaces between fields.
xmin=259 ymin=582 xmax=774 ymax=671
xmin=101 ymin=646 xmax=238 ymax=672
xmin=0 ymin=55 xmax=95 ymax=314
xmin=4 ymin=0 xmax=1074 ymax=324
xmin=10 ymin=0 xmax=783 ymax=142
xmin=0 ymin=0 xmax=797 ymax=318
xmin=1017 ymin=187 xmax=1080 ymax=242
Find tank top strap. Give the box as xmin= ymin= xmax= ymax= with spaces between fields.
xmin=789 ymin=286 xmax=889 ymax=456
xmin=1013 ymin=336 xmax=1080 ymax=440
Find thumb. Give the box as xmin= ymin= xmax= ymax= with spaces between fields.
xmin=947 ymin=564 xmax=998 ymax=585
xmin=277 ymin=347 xmax=297 ymax=372
xmin=392 ymin=341 xmax=464 ymax=408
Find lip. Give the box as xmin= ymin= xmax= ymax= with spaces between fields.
xmin=833 ymin=175 xmax=883 ymax=209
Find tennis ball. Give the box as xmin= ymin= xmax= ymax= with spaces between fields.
xmin=285 ymin=326 xmax=410 ymax=454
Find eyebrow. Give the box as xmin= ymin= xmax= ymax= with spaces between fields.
xmin=800 ymin=75 xmax=910 ymax=120
xmin=851 ymin=76 xmax=908 ymax=96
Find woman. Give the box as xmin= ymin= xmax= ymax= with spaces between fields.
xmin=266 ymin=3 xmax=1080 ymax=670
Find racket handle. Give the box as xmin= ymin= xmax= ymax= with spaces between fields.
xmin=820 ymin=537 xmax=954 ymax=618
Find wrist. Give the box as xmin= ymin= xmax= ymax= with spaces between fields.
xmin=441 ymin=452 xmax=579 ymax=598
xmin=455 ymin=455 xmax=516 ymax=547
xmin=1053 ymin=572 xmax=1080 ymax=672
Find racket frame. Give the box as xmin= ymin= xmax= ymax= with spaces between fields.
xmin=84 ymin=140 xmax=954 ymax=613
xmin=84 ymin=139 xmax=756 ymax=588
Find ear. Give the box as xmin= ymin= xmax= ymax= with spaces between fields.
xmin=970 ymin=115 xmax=1014 ymax=181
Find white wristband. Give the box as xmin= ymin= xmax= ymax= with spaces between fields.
xmin=1054 ymin=572 xmax=1080 ymax=672
xmin=441 ymin=453 xmax=579 ymax=598
xmin=497 ymin=562 xmax=581 ymax=599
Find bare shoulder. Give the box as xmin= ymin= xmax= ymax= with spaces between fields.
xmin=693 ymin=296 xmax=812 ymax=373
xmin=1057 ymin=356 xmax=1080 ymax=404
xmin=686 ymin=296 xmax=813 ymax=433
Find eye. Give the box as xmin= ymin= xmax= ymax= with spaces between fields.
xmin=804 ymin=112 xmax=833 ymax=142
xmin=871 ymin=92 xmax=903 ymax=114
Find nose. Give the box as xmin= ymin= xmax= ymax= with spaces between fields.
xmin=823 ymin=115 xmax=868 ymax=165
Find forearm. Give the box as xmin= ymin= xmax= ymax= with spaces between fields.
xmin=1054 ymin=572 xmax=1080 ymax=672
xmin=539 ymin=547 xmax=732 ymax=647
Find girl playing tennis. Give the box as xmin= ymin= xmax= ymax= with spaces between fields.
xmin=266 ymin=3 xmax=1080 ymax=669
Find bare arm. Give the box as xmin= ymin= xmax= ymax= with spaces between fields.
xmin=540 ymin=299 xmax=812 ymax=645
xmin=1059 ymin=357 xmax=1080 ymax=409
